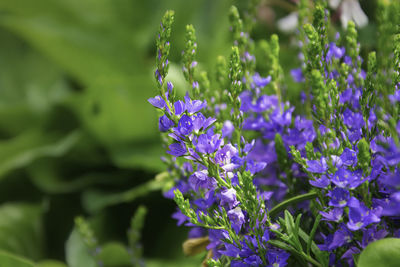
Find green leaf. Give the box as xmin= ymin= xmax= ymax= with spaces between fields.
xmin=146 ymin=256 xmax=204 ymax=267
xmin=0 ymin=203 xmax=44 ymax=260
xmin=98 ymin=242 xmax=131 ymax=267
xmin=0 ymin=130 xmax=80 ymax=179
xmin=36 ymin=260 xmax=68 ymax=267
xmin=0 ymin=250 xmax=35 ymax=267
xmin=358 ymin=238 xmax=400 ymax=267
xmin=108 ymin=142 xmax=164 ymax=172
xmin=82 ymin=179 xmax=166 ymax=213
xmin=65 ymin=228 xmax=97 ymax=267
xmin=0 ymin=29 xmax=70 ymax=136
xmin=28 ymin=161 xmax=126 ymax=194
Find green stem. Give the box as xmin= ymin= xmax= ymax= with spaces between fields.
xmin=269 ymin=192 xmax=318 ymax=218
xmin=307 ymin=213 xmax=322 ymax=256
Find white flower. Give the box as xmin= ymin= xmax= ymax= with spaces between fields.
xmin=329 ymin=0 xmax=368 ymax=28
xmin=277 ymin=12 xmax=299 ymax=33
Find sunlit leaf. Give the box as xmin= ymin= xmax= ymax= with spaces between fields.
xmin=358 ymin=238 xmax=400 ymax=267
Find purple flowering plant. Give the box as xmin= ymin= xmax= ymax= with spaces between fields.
xmin=149 ymin=1 xmax=400 ymax=266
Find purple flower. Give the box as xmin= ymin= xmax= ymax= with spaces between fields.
xmin=188 ymin=171 xmax=216 ymax=191
xmin=319 ymin=224 xmax=352 ymax=251
xmin=309 ymin=175 xmax=330 ymax=188
xmin=252 ymin=73 xmax=271 ymax=88
xmin=174 ymin=100 xmax=186 ymax=115
xmin=375 ymin=192 xmax=400 ymax=216
xmin=191 ymin=113 xmax=216 ymax=132
xmin=244 ymin=255 xmax=263 ymax=266
xmin=215 ymin=144 xmax=239 ymax=170
xmin=184 ymin=93 xmax=207 ymax=113
xmin=239 ymin=91 xmax=253 ymax=112
xmin=331 ymin=168 xmax=363 ymax=189
xmin=246 ymin=160 xmax=267 ymax=174
xmin=290 ymin=68 xmax=305 ymax=82
xmin=172 ymin=209 xmax=189 ymax=226
xmin=194 ymin=133 xmax=222 ymax=154
xmin=341 ymin=246 xmax=360 ymax=267
xmin=219 ymin=243 xmax=240 ymax=258
xmin=159 ymin=115 xmax=174 ymax=132
xmin=222 ymin=120 xmax=234 ymax=138
xmin=166 ymin=142 xmax=187 ymax=157
xmin=188 ymin=227 xmax=206 ymax=238
xmin=327 ymin=188 xmax=350 ymax=207
xmin=340 ymin=148 xmax=357 ymax=166
xmin=253 ymin=95 xmax=278 ymax=112
xmin=148 ymin=95 xmax=166 ymax=109
xmin=193 ymin=193 xmax=215 ymax=211
xmin=343 ymin=109 xmax=364 ymax=130
xmin=177 ymin=114 xmax=194 ymax=135
xmin=306 ymin=158 xmax=328 ymax=173
xmin=347 ymin=197 xmax=381 ymax=231
xmin=361 ymin=226 xmax=388 ymax=248
xmin=326 ymin=42 xmax=345 ymax=61
xmin=227 ymin=207 xmax=245 ymax=233
xmin=320 ymin=207 xmax=343 ymax=222
xmin=266 ymin=249 xmax=290 ymax=267
xmin=220 ymin=188 xmax=239 ymax=209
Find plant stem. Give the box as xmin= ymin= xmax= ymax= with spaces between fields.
xmin=269 ymin=191 xmax=318 ymax=218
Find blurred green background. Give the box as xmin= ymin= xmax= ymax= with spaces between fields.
xmin=0 ymin=0 xmax=377 ymax=266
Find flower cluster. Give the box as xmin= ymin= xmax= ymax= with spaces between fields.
xmin=149 ymin=1 xmax=400 ymax=266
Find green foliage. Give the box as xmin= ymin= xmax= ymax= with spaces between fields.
xmin=98 ymin=242 xmax=132 ymax=267
xmin=66 ymin=228 xmax=98 ymax=267
xmin=36 ymin=260 xmax=68 ymax=267
xmin=358 ymin=238 xmax=400 ymax=267
xmin=0 ymin=203 xmax=44 ymax=260
xmin=0 ymin=250 xmax=35 ymax=267
xmin=0 ymin=0 xmax=395 ymax=266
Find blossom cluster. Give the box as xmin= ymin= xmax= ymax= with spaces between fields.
xmin=149 ymin=1 xmax=400 ymax=266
